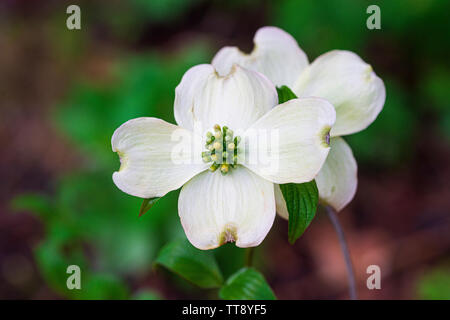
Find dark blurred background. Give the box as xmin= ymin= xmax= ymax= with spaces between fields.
xmin=1 ymin=0 xmax=449 ymax=299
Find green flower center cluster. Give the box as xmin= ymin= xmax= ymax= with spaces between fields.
xmin=202 ymin=124 xmax=241 ymax=175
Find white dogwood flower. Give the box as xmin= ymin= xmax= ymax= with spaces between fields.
xmin=212 ymin=26 xmax=386 ymax=212
xmin=112 ymin=64 xmax=336 ymax=249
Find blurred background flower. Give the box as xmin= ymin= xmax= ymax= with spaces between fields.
xmin=1 ymin=0 xmax=449 ymax=299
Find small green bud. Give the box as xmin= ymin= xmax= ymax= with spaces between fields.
xmin=202 ymin=126 xmax=241 ymax=174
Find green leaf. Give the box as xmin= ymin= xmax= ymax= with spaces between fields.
xmin=155 ymin=238 xmax=223 ymax=288
xmin=34 ymin=225 xmax=87 ymax=296
xmin=219 ymin=267 xmax=276 ymax=300
xmin=280 ymin=181 xmax=318 ymax=244
xmin=139 ymin=197 xmax=160 ymax=216
xmin=276 ymin=85 xmax=297 ymax=103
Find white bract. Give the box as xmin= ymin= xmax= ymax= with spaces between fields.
xmin=213 ymin=26 xmax=386 ymax=212
xmin=112 ymin=64 xmax=336 ymax=250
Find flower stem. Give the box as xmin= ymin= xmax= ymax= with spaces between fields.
xmin=326 ymin=206 xmax=357 ymax=300
xmin=245 ymin=247 xmax=255 ymax=267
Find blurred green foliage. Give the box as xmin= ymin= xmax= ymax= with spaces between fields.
xmin=130 ymin=0 xmax=201 ymax=22
xmin=13 ymin=39 xmax=250 ymax=298
xmin=73 ymin=0 xmax=203 ymax=40
xmin=10 ymin=0 xmax=450 ymax=299
xmin=272 ymin=0 xmax=450 ymax=59
xmin=422 ymin=67 xmax=450 ymax=141
xmin=346 ymin=78 xmax=418 ymax=167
